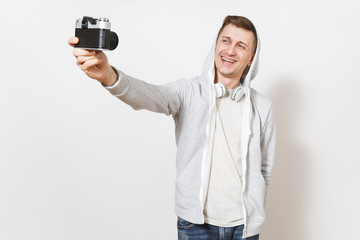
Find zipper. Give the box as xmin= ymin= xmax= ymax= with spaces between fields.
xmin=199 ymin=71 xmax=216 ymax=222
xmin=241 ymin=90 xmax=252 ymax=238
xmin=241 ymin=156 xmax=248 ymax=238
xmin=243 ymin=228 xmax=247 ymax=238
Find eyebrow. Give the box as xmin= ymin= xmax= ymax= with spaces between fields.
xmin=221 ymin=36 xmax=248 ymax=47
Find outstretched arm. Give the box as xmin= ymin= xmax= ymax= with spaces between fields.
xmin=69 ymin=36 xmax=184 ymax=116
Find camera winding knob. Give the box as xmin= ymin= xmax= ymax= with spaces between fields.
xmin=99 ymin=17 xmax=109 ymax=22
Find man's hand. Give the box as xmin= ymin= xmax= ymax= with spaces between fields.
xmin=68 ymin=37 xmax=117 ymax=86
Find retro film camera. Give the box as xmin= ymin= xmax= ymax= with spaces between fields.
xmin=75 ymin=16 xmax=119 ymax=51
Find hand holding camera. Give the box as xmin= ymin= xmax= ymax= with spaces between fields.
xmin=69 ymin=16 xmax=118 ymax=86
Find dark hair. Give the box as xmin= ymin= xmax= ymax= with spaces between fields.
xmin=216 ymin=15 xmax=258 ymax=53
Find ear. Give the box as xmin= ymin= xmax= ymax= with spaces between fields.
xmin=247 ymin=53 xmax=255 ymax=67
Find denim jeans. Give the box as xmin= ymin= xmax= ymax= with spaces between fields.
xmin=177 ymin=217 xmax=260 ymax=240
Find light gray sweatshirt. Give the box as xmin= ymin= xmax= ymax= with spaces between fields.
xmin=104 ymin=37 xmax=276 ymax=238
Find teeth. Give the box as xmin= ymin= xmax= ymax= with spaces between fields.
xmin=222 ymin=57 xmax=235 ymax=63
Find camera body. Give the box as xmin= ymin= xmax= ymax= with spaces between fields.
xmin=75 ymin=16 xmax=118 ymax=51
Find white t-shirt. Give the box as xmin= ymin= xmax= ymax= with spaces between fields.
xmin=203 ymin=88 xmax=245 ymax=227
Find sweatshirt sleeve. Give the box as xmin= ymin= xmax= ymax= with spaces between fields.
xmin=103 ymin=68 xmax=183 ymax=116
xmin=260 ymin=104 xmax=276 ymax=203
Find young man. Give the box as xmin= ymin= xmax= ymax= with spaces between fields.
xmin=69 ymin=15 xmax=276 ymax=240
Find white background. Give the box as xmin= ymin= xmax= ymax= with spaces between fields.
xmin=1 ymin=0 xmax=359 ymax=239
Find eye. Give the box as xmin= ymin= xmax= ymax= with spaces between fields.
xmin=238 ymin=44 xmax=245 ymax=49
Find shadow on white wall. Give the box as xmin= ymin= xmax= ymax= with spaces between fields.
xmin=261 ymin=77 xmax=311 ymax=240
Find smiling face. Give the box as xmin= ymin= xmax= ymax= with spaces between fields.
xmin=214 ymin=24 xmax=256 ymax=86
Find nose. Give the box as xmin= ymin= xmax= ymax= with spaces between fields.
xmin=226 ymin=44 xmax=236 ymax=55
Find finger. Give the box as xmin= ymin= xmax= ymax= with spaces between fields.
xmin=94 ymin=50 xmax=105 ymax=58
xmin=68 ymin=37 xmax=79 ymax=47
xmin=76 ymin=55 xmax=99 ymax=66
xmin=94 ymin=51 xmax=107 ymax=64
xmin=78 ymin=58 xmax=102 ymax=71
xmin=73 ymin=48 xmax=96 ymax=57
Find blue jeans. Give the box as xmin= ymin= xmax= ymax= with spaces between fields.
xmin=177 ymin=217 xmax=259 ymax=240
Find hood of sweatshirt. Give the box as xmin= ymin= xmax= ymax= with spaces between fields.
xmin=202 ymin=33 xmax=260 ymax=89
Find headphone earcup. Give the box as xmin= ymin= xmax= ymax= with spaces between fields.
xmin=231 ymin=86 xmax=245 ymax=102
xmin=215 ymin=82 xmax=226 ymax=98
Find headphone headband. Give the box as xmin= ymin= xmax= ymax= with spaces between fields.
xmin=214 ymin=82 xmax=245 ymax=102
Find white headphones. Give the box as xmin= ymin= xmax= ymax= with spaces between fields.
xmin=214 ymin=82 xmax=245 ymax=102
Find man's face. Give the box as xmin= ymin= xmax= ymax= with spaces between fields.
xmin=214 ymin=24 xmax=255 ymax=83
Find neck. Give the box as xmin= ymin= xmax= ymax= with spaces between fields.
xmin=215 ymin=74 xmax=242 ymax=89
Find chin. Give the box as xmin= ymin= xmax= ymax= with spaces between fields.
xmin=218 ymin=68 xmax=236 ymax=77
